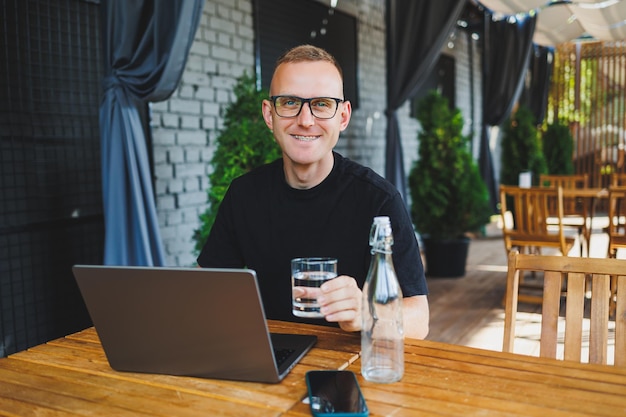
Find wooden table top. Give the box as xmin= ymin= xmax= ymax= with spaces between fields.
xmin=1 ymin=320 xmax=625 ymax=416
xmin=561 ymin=187 xmax=609 ymax=198
xmin=505 ymin=186 xmax=608 ymax=198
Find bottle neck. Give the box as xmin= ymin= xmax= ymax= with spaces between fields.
xmin=371 ymin=233 xmax=393 ymax=254
xmin=371 ymin=242 xmax=393 ymax=255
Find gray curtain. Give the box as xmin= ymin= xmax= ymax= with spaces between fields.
xmin=520 ymin=44 xmax=555 ymax=125
xmin=480 ymin=11 xmax=537 ymax=212
xmin=99 ymin=0 xmax=204 ymax=265
xmin=385 ymin=0 xmax=466 ymax=203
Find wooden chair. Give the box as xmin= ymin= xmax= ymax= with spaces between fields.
xmin=540 ymin=174 xmax=589 ymax=189
xmin=607 ymin=185 xmax=626 ymax=258
xmin=611 ymin=172 xmax=626 ymax=186
xmin=500 ymin=185 xmax=577 ymax=303
xmin=499 ymin=185 xmax=576 ymax=257
xmin=503 ymin=250 xmax=626 ymax=366
xmin=607 ymin=186 xmax=626 ymax=316
xmin=604 ymin=173 xmax=625 ymax=254
xmin=539 ymin=174 xmax=589 ymax=255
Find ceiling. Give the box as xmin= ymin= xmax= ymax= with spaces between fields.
xmin=475 ymin=0 xmax=626 ymax=46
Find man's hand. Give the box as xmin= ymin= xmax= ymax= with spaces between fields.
xmin=294 ymin=276 xmax=429 ymax=339
xmin=317 ymin=275 xmax=362 ymax=332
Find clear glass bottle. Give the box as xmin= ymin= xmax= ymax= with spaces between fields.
xmin=361 ymin=216 xmax=404 ymax=383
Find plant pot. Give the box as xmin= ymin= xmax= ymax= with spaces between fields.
xmin=422 ymin=236 xmax=470 ymax=278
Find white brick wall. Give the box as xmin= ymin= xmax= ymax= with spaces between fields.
xmin=151 ymin=0 xmax=256 ymax=266
xmin=449 ymin=31 xmax=483 ymax=160
xmin=151 ymin=0 xmax=477 ymax=266
xmin=336 ymin=0 xmax=388 ymax=173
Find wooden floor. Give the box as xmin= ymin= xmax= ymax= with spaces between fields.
xmin=425 ymin=217 xmax=620 ymax=361
xmin=425 ymin=235 xmax=511 ymax=351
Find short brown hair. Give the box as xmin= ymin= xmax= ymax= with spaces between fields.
xmin=275 ymin=44 xmax=343 ymax=80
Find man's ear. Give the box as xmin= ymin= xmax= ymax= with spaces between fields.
xmin=339 ymin=100 xmax=352 ymax=131
xmin=262 ymin=99 xmax=274 ymax=131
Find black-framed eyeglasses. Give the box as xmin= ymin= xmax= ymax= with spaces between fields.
xmin=270 ymin=95 xmax=344 ymax=119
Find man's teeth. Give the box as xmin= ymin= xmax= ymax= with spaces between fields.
xmin=294 ymin=135 xmax=318 ymax=142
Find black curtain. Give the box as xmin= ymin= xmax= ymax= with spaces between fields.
xmin=385 ymin=0 xmax=466 ymax=203
xmin=520 ymin=44 xmax=555 ymax=125
xmin=480 ymin=11 xmax=537 ymax=212
xmin=99 ymin=0 xmax=204 ymax=266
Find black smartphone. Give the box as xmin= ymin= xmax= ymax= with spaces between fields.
xmin=305 ymin=370 xmax=369 ymax=417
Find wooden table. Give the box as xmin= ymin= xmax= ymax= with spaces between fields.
xmin=1 ymin=321 xmax=625 ymax=416
xmin=561 ymin=187 xmax=608 ymax=256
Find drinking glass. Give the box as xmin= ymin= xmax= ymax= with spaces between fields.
xmin=291 ymin=257 xmax=338 ymax=318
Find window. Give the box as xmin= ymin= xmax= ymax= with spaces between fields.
xmin=254 ymin=0 xmax=359 ymax=108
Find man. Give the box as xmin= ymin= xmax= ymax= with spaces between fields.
xmin=198 ymin=45 xmax=429 ymax=339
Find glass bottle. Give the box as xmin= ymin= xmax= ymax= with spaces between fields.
xmin=361 ymin=216 xmax=404 ymax=383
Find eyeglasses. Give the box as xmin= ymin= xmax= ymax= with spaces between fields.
xmin=270 ymin=95 xmax=344 ymax=119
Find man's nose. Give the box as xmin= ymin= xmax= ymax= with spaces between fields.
xmin=297 ymin=102 xmax=316 ymax=126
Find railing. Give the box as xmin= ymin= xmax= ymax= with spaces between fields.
xmin=549 ymin=41 xmax=626 ymax=192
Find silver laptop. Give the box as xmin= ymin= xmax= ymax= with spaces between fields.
xmin=72 ymin=265 xmax=317 ymax=383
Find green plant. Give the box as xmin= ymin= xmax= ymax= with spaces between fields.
xmin=542 ymin=121 xmax=574 ymax=175
xmin=408 ymin=90 xmax=491 ymax=240
xmin=193 ymin=73 xmax=281 ymax=254
xmin=500 ymin=104 xmax=547 ymax=186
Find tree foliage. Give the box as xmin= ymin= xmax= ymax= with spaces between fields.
xmin=542 ymin=121 xmax=574 ymax=175
xmin=193 ymin=73 xmax=281 ymax=254
xmin=408 ymin=90 xmax=491 ymax=240
xmin=500 ymin=105 xmax=547 ymax=186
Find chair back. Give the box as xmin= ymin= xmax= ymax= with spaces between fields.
xmin=607 ymin=185 xmax=626 ymax=258
xmin=540 ymin=174 xmax=588 ymax=189
xmin=539 ymin=174 xmax=588 ymax=217
xmin=499 ymin=185 xmax=575 ymax=256
xmin=503 ymin=250 xmax=626 ymax=366
xmin=611 ymin=173 xmax=626 ymax=186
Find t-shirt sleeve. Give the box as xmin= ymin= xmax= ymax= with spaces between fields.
xmin=196 ymin=185 xmax=245 ymax=268
xmin=381 ymin=193 xmax=428 ymax=297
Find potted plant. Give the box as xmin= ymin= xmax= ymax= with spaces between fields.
xmin=193 ymin=73 xmax=282 ymax=254
xmin=408 ymin=90 xmax=491 ymax=277
xmin=500 ymin=104 xmax=547 ymax=186
xmin=542 ymin=121 xmax=574 ymax=175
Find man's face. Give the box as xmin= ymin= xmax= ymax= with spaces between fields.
xmin=262 ymin=61 xmax=351 ymax=168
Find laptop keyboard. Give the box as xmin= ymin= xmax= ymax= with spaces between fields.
xmin=273 ymin=347 xmax=295 ymax=367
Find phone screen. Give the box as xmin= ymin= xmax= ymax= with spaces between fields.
xmin=305 ymin=370 xmax=368 ymax=416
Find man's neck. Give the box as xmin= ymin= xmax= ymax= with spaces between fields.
xmin=283 ymin=153 xmax=335 ymax=190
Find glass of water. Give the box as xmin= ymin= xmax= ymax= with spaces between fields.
xmin=291 ymin=257 xmax=338 ymax=318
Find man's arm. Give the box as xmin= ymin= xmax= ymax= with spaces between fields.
xmin=313 ymin=277 xmax=429 ymax=340
xmin=403 ymin=295 xmax=429 ymax=340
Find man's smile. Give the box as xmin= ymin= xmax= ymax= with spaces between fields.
xmin=293 ymin=134 xmax=320 ymax=142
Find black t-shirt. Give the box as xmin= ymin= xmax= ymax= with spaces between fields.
xmin=197 ymin=152 xmax=427 ymax=326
